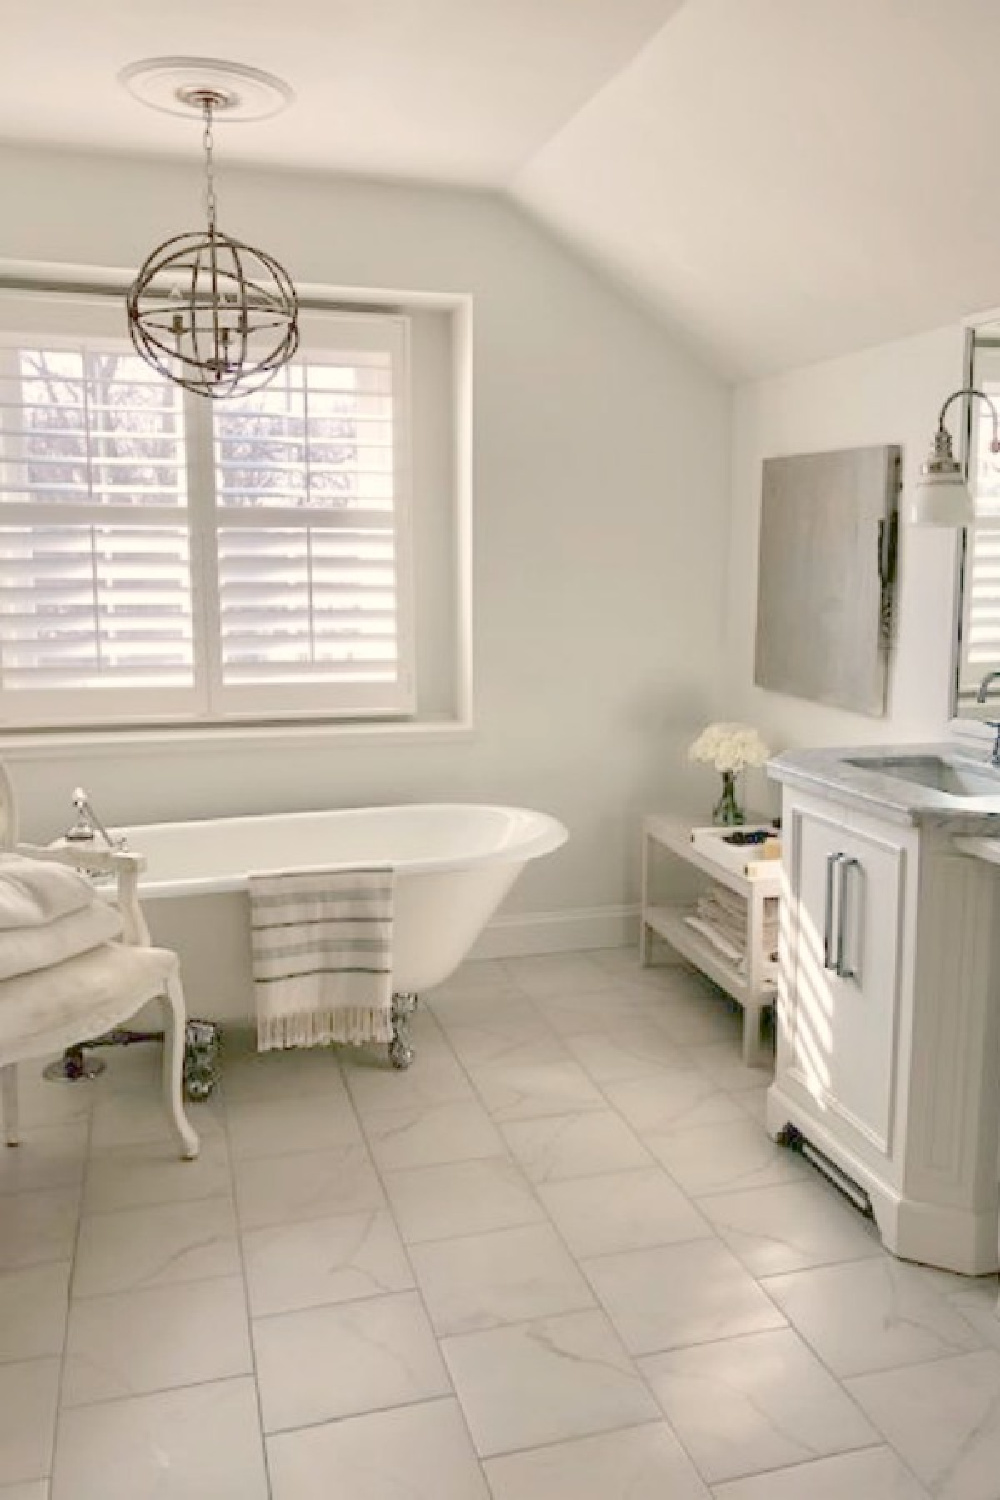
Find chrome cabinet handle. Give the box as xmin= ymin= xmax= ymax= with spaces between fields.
xmin=836 ymin=856 xmax=862 ymax=981
xmin=823 ymin=852 xmax=843 ymax=970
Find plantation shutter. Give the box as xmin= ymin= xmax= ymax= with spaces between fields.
xmin=0 ymin=295 xmax=414 ymax=729
xmin=959 ymin=382 xmax=1000 ymax=702
xmin=0 ymin=294 xmax=202 ymax=727
xmin=208 ymin=313 xmax=414 ymax=718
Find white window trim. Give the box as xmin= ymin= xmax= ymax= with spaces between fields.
xmin=0 ymin=272 xmax=475 ymax=741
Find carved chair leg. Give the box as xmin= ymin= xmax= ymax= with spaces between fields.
xmin=160 ymin=973 xmax=200 ymax=1161
xmin=1 ymin=1064 xmax=18 ymax=1147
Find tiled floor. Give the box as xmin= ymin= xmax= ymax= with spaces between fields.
xmin=2 ymin=948 xmax=999 ymax=1499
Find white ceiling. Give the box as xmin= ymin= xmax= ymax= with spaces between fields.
xmin=1 ymin=0 xmax=680 ymax=183
xmin=4 ymin=0 xmax=1000 ymax=378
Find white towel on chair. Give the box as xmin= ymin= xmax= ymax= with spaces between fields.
xmin=0 ymin=854 xmax=100 ymax=929
xmin=0 ymin=901 xmax=123 ymax=982
xmin=249 ymin=866 xmax=394 ymax=1052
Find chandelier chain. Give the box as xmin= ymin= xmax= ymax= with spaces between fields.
xmin=202 ymin=100 xmax=217 ymax=233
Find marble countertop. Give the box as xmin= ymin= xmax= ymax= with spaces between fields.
xmin=767 ymin=743 xmax=1000 ymax=827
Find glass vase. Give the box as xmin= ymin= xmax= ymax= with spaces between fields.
xmin=712 ymin=769 xmax=744 ymax=826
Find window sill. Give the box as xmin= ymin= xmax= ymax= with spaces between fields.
xmin=0 ymin=717 xmax=475 ymax=761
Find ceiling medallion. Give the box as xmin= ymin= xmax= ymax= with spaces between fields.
xmin=122 ymin=58 xmax=299 ymax=399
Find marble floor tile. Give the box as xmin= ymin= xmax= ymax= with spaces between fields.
xmin=599 ymin=1069 xmax=747 ymax=1137
xmin=410 ymin=1222 xmax=594 ymax=1335
xmin=254 ymin=1290 xmax=449 ymax=1432
xmin=441 ymin=1307 xmax=659 ymax=1457
xmin=0 ymin=1125 xmax=88 ymax=1197
xmin=219 ymin=1038 xmax=349 ymax=1103
xmin=484 ymin=1421 xmax=712 ymax=1500
xmin=71 ymin=1198 xmax=240 ymax=1297
xmin=641 ymin=1326 xmax=878 ymax=1483
xmin=365 ymin=1100 xmax=505 ymax=1171
xmin=82 ymin=1135 xmax=233 ymax=1215
xmin=443 ymin=1012 xmax=564 ymax=1070
xmin=710 ymin=1445 xmax=932 ymax=1499
xmin=538 ymin=1166 xmax=711 ymax=1259
xmin=846 ymin=1349 xmax=1000 ymax=1500
xmin=382 ymin=1156 xmax=545 ymax=1244
xmin=343 ymin=1045 xmax=476 ymax=1116
xmin=233 ymin=1143 xmax=384 ymax=1231
xmin=225 ymin=1090 xmax=362 ymax=1159
xmin=89 ymin=1091 xmax=225 ymax=1151
xmin=471 ymin=1059 xmax=606 ymax=1122
xmin=501 ymin=1109 xmax=652 ymax=1183
xmin=0 ymin=1190 xmax=79 ymax=1272
xmin=10 ymin=1068 xmax=96 ymax=1130
xmin=50 ymin=1376 xmax=268 ymax=1500
xmin=0 ymin=1481 xmax=49 ymax=1498
xmin=762 ymin=1257 xmax=985 ymax=1377
xmin=563 ymin=1025 xmax=685 ymax=1082
xmin=648 ymin=1116 xmax=809 ymax=1197
xmin=0 ymin=1264 xmax=70 ymax=1364
xmin=504 ymin=953 xmax=623 ymax=999
xmin=0 ymin=1359 xmax=59 ymax=1487
xmin=267 ymin=1397 xmax=491 ymax=1500
xmin=243 ymin=1208 xmax=413 ymax=1317
xmin=534 ymin=988 xmax=671 ymax=1039
xmin=426 ymin=958 xmax=514 ymax=1005
xmin=582 ymin=1239 xmax=786 ymax=1355
xmin=698 ymin=1177 xmax=883 ymax=1276
xmin=61 ymin=1276 xmax=252 ymax=1406
xmin=688 ymin=1040 xmax=775 ymax=1093
xmin=647 ymin=985 xmax=746 ymax=1047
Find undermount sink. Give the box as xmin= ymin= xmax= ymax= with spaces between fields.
xmin=844 ymin=754 xmax=1000 ymax=798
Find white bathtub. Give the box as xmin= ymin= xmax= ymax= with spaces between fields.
xmin=119 ymin=803 xmax=568 ymax=1023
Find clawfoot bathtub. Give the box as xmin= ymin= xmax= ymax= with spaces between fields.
xmin=119 ymin=802 xmax=568 ymax=1071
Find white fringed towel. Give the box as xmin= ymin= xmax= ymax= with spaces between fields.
xmin=249 ymin=866 xmax=394 ymax=1052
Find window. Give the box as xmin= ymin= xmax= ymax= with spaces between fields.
xmin=0 ymin=300 xmax=414 ymax=729
xmin=959 ymin=383 xmax=1000 ymax=703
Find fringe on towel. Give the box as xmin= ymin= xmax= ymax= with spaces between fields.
xmin=249 ymin=866 xmax=394 ymax=1053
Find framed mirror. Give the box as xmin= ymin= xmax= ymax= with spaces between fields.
xmin=953 ymin=320 xmax=1000 ymax=722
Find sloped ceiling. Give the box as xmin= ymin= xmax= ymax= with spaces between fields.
xmin=4 ymin=0 xmax=1000 ymax=377
xmin=513 ymin=0 xmax=1000 ymax=378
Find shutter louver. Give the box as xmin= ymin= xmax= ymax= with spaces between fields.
xmin=0 ymin=344 xmax=195 ymax=716
xmin=961 ymin=389 xmax=1000 ymax=701
xmin=212 ymin=350 xmax=407 ymax=707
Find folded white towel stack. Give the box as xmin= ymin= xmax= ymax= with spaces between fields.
xmin=249 ymin=866 xmax=394 ymax=1052
xmin=0 ymin=854 xmax=123 ymax=981
xmin=683 ymin=880 xmax=779 ymax=973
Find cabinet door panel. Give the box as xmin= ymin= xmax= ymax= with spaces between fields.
xmin=791 ymin=809 xmax=905 ymax=1152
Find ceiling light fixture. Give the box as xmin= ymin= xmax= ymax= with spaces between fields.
xmin=911 ymin=386 xmax=1000 ymax=526
xmin=122 ymin=58 xmax=299 ymax=399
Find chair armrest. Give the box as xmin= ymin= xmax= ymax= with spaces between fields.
xmin=15 ymin=841 xmax=151 ymax=947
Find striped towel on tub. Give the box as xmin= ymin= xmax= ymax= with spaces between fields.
xmin=249 ymin=866 xmax=394 ymax=1052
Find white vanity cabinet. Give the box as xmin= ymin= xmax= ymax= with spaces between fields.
xmin=768 ymin=776 xmax=1000 ymax=1275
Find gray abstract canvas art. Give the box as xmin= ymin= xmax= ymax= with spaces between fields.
xmin=754 ymin=445 xmax=900 ymax=715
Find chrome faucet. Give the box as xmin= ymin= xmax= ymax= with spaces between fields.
xmin=976 ymin=672 xmax=1000 ymax=767
xmin=64 ymin=787 xmax=127 ymax=850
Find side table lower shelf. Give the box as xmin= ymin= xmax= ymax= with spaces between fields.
xmin=640 ymin=814 xmax=781 ymax=1069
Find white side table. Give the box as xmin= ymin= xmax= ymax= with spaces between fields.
xmin=640 ymin=814 xmax=781 ymax=1067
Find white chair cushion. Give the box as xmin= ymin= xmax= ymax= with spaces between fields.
xmin=0 ymin=943 xmax=179 ymax=1064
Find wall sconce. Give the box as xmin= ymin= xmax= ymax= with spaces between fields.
xmin=910 ymin=386 xmax=1000 ymax=526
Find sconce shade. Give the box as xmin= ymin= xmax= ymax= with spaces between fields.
xmin=910 ymin=459 xmax=974 ymax=527
xmin=911 ymin=386 xmax=1000 ymax=528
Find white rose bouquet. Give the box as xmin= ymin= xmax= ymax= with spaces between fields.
xmin=688 ymin=722 xmax=770 ymax=774
xmin=688 ymin=723 xmax=770 ymax=825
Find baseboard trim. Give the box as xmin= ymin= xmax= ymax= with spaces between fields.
xmin=470 ymin=904 xmax=641 ymax=960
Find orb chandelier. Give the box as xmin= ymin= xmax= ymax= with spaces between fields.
xmin=123 ymin=60 xmax=299 ymax=399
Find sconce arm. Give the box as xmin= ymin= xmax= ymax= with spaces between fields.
xmin=936 ymin=386 xmax=1000 ymax=454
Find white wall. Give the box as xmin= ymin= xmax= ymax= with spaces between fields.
xmin=0 ymin=145 xmax=732 ymax=943
xmin=725 ymin=324 xmax=970 ymax=817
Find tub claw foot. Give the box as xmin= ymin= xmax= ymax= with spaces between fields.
xmin=183 ymin=1019 xmax=221 ymax=1101
xmin=388 ymin=993 xmax=417 ymax=1071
